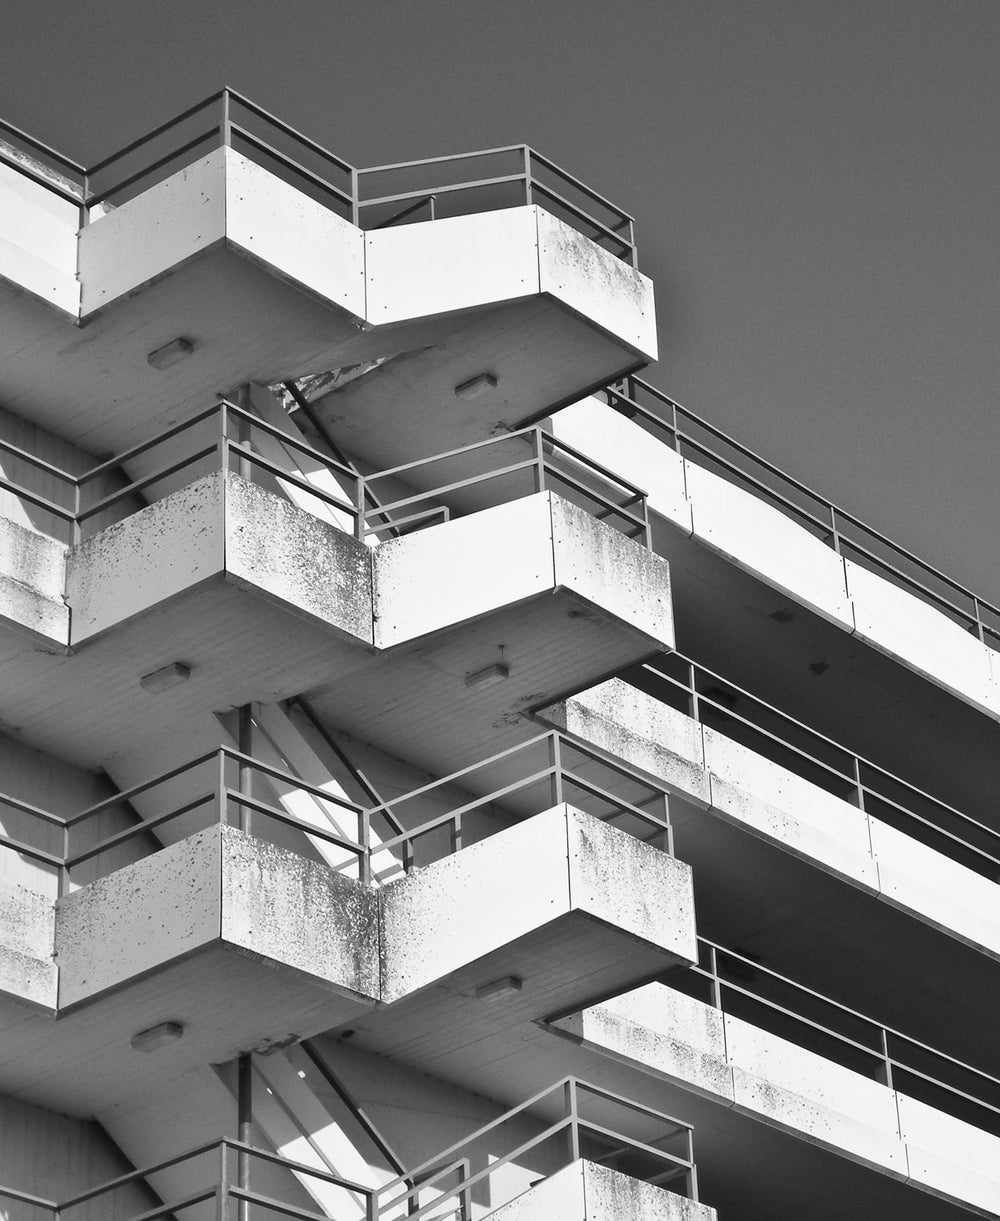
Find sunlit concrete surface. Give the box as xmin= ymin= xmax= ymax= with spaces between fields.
xmin=542 ymin=679 xmax=1000 ymax=959
xmin=0 ymin=157 xmax=80 ymax=315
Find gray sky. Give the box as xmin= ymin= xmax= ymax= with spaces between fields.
xmin=3 ymin=0 xmax=998 ymax=596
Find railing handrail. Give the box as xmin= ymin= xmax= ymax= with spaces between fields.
xmin=611 ymin=375 xmax=1000 ymax=642
xmin=697 ymin=936 xmax=1000 ymax=1127
xmin=638 ymin=653 xmax=1000 ymax=875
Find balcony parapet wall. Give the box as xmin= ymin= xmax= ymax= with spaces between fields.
xmin=541 ymin=679 xmax=1000 ymax=964
xmin=551 ymin=397 xmax=1000 ymax=721
xmin=553 ymin=983 xmax=1000 ymax=1219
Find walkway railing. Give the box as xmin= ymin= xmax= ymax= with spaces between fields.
xmin=604 ymin=375 xmax=1000 ymax=648
xmin=631 ymin=651 xmax=1000 ymax=883
xmin=376 ymin=1077 xmax=697 ymax=1221
xmin=689 ymin=937 xmax=1000 ymax=1139
xmin=357 ymin=145 xmax=636 ymax=264
xmin=0 ymin=728 xmax=674 ymax=893
xmin=0 ymin=90 xmax=637 ymax=262
xmin=362 ymin=427 xmax=651 ymax=546
xmin=0 ymin=1136 xmax=376 ymax=1221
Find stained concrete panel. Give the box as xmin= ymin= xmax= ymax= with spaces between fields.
xmin=379 ymin=804 xmax=695 ymax=1003
xmin=549 ymin=398 xmax=691 ymax=535
xmin=0 ymin=161 xmax=80 ymax=313
xmin=224 ymin=475 xmax=373 ymax=645
xmin=365 ymin=207 xmax=540 ymax=324
xmin=66 ymin=473 xmax=225 ymax=641
xmin=0 ymin=881 xmax=56 ymax=1009
xmin=684 ymin=460 xmax=854 ymax=632
xmin=536 ymin=211 xmax=657 ymax=359
xmin=845 ymin=557 xmax=995 ymax=713
xmin=79 ymin=150 xmax=227 ymax=314
xmin=220 ymin=825 xmax=379 ymax=1000
xmin=0 ymin=515 xmax=68 ymax=644
xmin=225 ymin=150 xmax=365 ymax=318
xmin=540 ymin=680 xmax=709 ymax=807
xmin=554 ymin=983 xmax=734 ymax=1103
xmin=549 ymin=495 xmax=674 ymax=650
xmin=487 ymin=1161 xmax=715 ymax=1221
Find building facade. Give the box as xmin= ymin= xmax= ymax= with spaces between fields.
xmin=0 ymin=90 xmax=997 ymax=1221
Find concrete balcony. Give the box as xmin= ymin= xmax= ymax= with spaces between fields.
xmin=0 ymin=91 xmax=655 ymax=466
xmin=548 ymin=958 xmax=1000 ymax=1220
xmin=549 ymin=390 xmax=1000 ymax=832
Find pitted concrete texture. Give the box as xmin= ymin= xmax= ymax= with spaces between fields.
xmin=0 ymin=881 xmax=56 ymax=1009
xmin=554 ymin=984 xmax=733 ymax=1104
xmin=66 ymin=473 xmax=225 ymax=641
xmin=542 ymin=679 xmax=708 ymax=808
xmin=224 ymin=474 xmax=373 ymax=645
xmin=379 ymin=804 xmax=696 ymax=1003
xmin=220 ymin=825 xmax=378 ymax=999
xmin=55 ymin=826 xmax=223 ymax=1006
xmin=486 ymin=1161 xmax=714 ymax=1221
xmin=549 ymin=495 xmax=673 ymax=651
xmin=0 ymin=516 xmax=68 ymax=644
xmin=536 ymin=210 xmax=657 ymax=359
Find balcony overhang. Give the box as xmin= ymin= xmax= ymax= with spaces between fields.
xmin=0 ymin=149 xmax=655 ymax=463
xmin=488 ymin=1161 xmax=716 ymax=1221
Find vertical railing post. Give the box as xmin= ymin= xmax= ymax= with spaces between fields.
xmin=661 ymin=793 xmax=674 ymax=856
xmin=360 ymin=808 xmax=372 ymax=887
xmin=59 ymin=820 xmax=70 ymax=900
xmin=687 ymin=1130 xmax=699 ymax=1202
xmin=237 ymin=705 xmax=252 ymax=835
xmin=221 ymin=89 xmax=233 ymax=150
xmin=670 ymin=398 xmax=680 ymax=454
xmin=218 ymin=400 xmax=230 ymax=474
xmin=628 ymin=218 xmax=637 ymax=269
xmin=829 ymin=505 xmax=842 ymax=555
xmin=850 ymin=756 xmax=865 ymax=811
xmin=218 ymin=748 xmax=229 ymax=827
xmin=564 ymin=1080 xmax=581 ymax=1164
xmin=72 ymin=479 xmax=82 ymax=547
xmin=876 ymin=1029 xmax=894 ymax=1090
xmin=236 ymin=384 xmax=252 ymax=482
xmin=217 ymin=1141 xmax=231 ymax=1221
xmin=532 ymin=428 xmax=546 ymax=494
xmin=450 ymin=814 xmax=463 ymax=856
xmin=356 ymin=473 xmax=367 ymax=541
xmin=237 ymin=1053 xmax=252 ymax=1221
xmin=351 ymin=166 xmax=360 ymax=228
xmin=549 ymin=734 xmax=565 ymax=808
xmin=973 ymin=596 xmax=986 ymax=643
xmin=688 ymin=663 xmax=700 ymax=723
xmin=522 ymin=145 xmax=532 ymax=207
xmin=709 ymin=945 xmax=723 ymax=1011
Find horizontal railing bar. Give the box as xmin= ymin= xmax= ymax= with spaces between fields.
xmin=79 ymin=403 xmax=221 ymax=482
xmin=123 ymin=1188 xmax=218 ymax=1221
xmin=229 ymin=1186 xmax=347 ymax=1221
xmin=225 ymin=790 xmax=364 ymax=855
xmin=563 ymin=774 xmax=666 ymax=830
xmin=224 ymin=1138 xmax=374 ymax=1193
xmin=544 ymin=432 xmax=647 ymax=497
xmin=363 ymin=505 xmax=448 ymax=535
xmin=371 ymin=194 xmax=436 ymax=229
xmin=65 ymin=794 xmax=213 ymax=867
xmin=529 ymin=148 xmax=634 ymax=224
xmin=365 ymin=427 xmax=537 ymax=482
xmin=529 ymin=180 xmax=633 ymax=251
xmin=0 ymin=153 xmax=84 ymax=205
xmin=228 ymin=90 xmax=354 ymax=176
xmin=0 ymin=833 xmax=61 ymax=867
xmin=359 ymin=144 xmax=529 ymax=179
xmin=0 ymin=118 xmax=86 ymax=174
xmin=229 ymin=446 xmax=358 ymax=517
xmin=222 ymin=401 xmax=359 ymax=478
xmin=86 ymin=91 xmax=225 ymax=176
xmin=360 ymin=173 xmax=526 ymax=212
xmin=88 ymin=128 xmax=220 ymax=206
xmin=78 ymin=445 xmax=217 ymax=521
xmin=545 ymin=468 xmax=647 ymax=531
xmin=232 ymin=125 xmax=354 ymax=208
xmin=0 ymin=475 xmax=75 ymax=522
xmin=0 ymin=436 xmax=80 ymax=483
xmin=59 ymin=1136 xmax=221 ymax=1206
xmin=66 ymin=749 xmax=218 ymax=825
xmin=578 ymin=1120 xmax=693 ymax=1169
xmin=575 ymin=1078 xmax=694 ymax=1130
xmin=221 ymin=746 xmax=365 ymax=812
xmin=365 ymin=459 xmax=539 ymax=518
xmin=0 ymin=1182 xmax=58 ymax=1207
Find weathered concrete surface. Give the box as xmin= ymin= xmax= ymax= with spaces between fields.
xmin=0 ymin=881 xmax=56 ymax=1009
xmin=373 ymin=492 xmax=672 ymax=651
xmin=225 ymin=475 xmax=373 ymax=644
xmin=553 ymin=983 xmax=733 ymax=1104
xmin=0 ymin=516 xmax=68 ymax=645
xmin=550 ymin=495 xmax=673 ymax=650
xmin=896 ymin=1093 xmax=1000 ymax=1216
xmin=66 ymin=473 xmax=225 ymax=641
xmin=537 ymin=210 xmax=657 ymax=359
xmin=221 ymin=825 xmax=379 ymax=998
xmin=55 ymin=826 xmax=222 ymax=1006
xmin=486 ymin=1161 xmax=714 ymax=1221
xmin=55 ymin=825 xmax=380 ymax=1009
xmin=543 ymin=682 xmax=1000 ymax=962
xmin=379 ymin=804 xmax=696 ymax=1003
xmin=541 ymin=679 xmax=709 ymax=808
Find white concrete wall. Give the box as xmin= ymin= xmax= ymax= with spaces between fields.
xmin=557 ymin=981 xmax=1000 ymax=1217
xmin=551 ymin=396 xmax=1000 ymax=720
xmin=0 ymin=515 xmax=68 ymax=645
xmin=373 ymin=491 xmax=672 ymax=651
xmin=488 ymin=1161 xmax=713 ymax=1221
xmin=0 ymin=159 xmax=79 ymax=315
xmin=545 ymin=679 xmax=1000 ymax=961
xmin=379 ymin=803 xmax=696 ymax=1003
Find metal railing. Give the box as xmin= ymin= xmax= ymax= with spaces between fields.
xmin=630 ymin=651 xmax=1000 ymax=884
xmin=361 ymin=427 xmax=651 ymax=545
xmin=604 ymin=375 xmax=1000 ymax=648
xmin=0 ymin=728 xmax=674 ymax=894
xmin=0 ymin=91 xmax=637 ymax=263
xmin=0 ymin=1136 xmax=376 ymax=1221
xmin=375 ymin=1077 xmax=697 ymax=1221
xmin=0 ymin=398 xmax=362 ymax=544
xmin=84 ymin=87 xmax=356 ymax=219
xmin=358 ymin=145 xmax=637 ymax=264
xmin=689 ymin=937 xmax=1000 ymax=1139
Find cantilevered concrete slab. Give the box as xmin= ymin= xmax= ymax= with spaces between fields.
xmin=0 ymin=151 xmax=655 ymax=465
